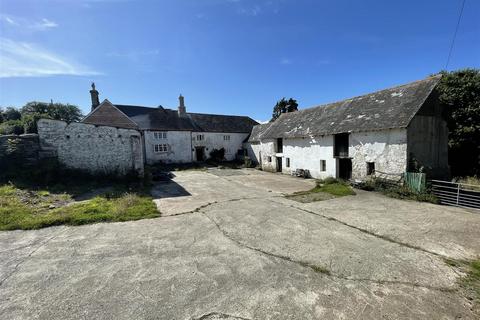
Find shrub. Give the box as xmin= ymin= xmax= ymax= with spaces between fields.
xmin=209 ymin=148 xmax=225 ymax=162
xmin=0 ymin=120 xmax=24 ymax=135
xmin=357 ymin=178 xmax=438 ymax=204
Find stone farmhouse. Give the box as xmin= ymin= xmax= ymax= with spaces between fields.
xmin=246 ymin=75 xmax=449 ymax=180
xmin=82 ymin=84 xmax=258 ymax=164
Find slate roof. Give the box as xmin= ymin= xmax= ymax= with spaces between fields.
xmin=248 ymin=123 xmax=273 ymax=143
xmin=258 ymin=75 xmax=441 ymax=140
xmin=114 ymin=105 xmax=258 ymax=133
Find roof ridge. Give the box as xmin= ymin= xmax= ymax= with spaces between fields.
xmin=294 ymin=75 xmax=441 ymax=115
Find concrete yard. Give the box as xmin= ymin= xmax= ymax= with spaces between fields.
xmin=1 ymin=169 xmax=479 ymax=319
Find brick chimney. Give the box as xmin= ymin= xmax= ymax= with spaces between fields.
xmin=178 ymin=94 xmax=186 ymax=117
xmin=90 ymin=82 xmax=100 ymax=111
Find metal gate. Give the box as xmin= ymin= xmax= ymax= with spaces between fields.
xmin=430 ymin=180 xmax=480 ymax=210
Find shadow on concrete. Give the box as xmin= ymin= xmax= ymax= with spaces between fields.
xmin=151 ymin=179 xmax=191 ymax=199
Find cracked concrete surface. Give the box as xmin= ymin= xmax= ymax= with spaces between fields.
xmin=1 ymin=169 xmax=479 ymax=319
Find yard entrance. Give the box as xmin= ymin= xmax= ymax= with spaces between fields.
xmin=338 ymin=158 xmax=352 ymax=180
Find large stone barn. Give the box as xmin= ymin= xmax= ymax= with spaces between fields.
xmin=246 ymin=75 xmax=449 ymax=180
xmin=82 ymin=84 xmax=258 ymax=164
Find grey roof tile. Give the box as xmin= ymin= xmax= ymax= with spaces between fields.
xmin=260 ymin=75 xmax=441 ymax=139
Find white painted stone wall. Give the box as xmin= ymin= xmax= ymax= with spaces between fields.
xmin=282 ymin=136 xmax=336 ymax=179
xmin=349 ymin=129 xmax=407 ymax=179
xmin=37 ymin=119 xmax=144 ymax=176
xmin=256 ymin=140 xmax=276 ymax=172
xmin=144 ymin=130 xmax=192 ymax=164
xmin=191 ymin=132 xmax=249 ymax=161
xmin=246 ymin=142 xmax=261 ymax=164
xmin=252 ymin=129 xmax=408 ymax=180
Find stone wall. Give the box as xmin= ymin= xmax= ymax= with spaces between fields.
xmin=349 ymin=129 xmax=408 ymax=180
xmin=0 ymin=134 xmax=40 ymax=166
xmin=37 ymin=119 xmax=144 ymax=176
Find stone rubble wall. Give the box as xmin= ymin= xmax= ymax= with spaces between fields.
xmin=0 ymin=134 xmax=40 ymax=166
xmin=37 ymin=119 xmax=144 ymax=176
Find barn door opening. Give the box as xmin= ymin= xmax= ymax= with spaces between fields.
xmin=276 ymin=157 xmax=282 ymax=172
xmin=338 ymin=158 xmax=352 ymax=180
xmin=195 ymin=147 xmax=205 ymax=162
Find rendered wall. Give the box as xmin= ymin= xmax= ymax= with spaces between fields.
xmin=191 ymin=132 xmax=249 ymax=161
xmin=281 ymin=136 xmax=336 ymax=179
xmin=254 ymin=129 xmax=408 ymax=180
xmin=349 ymin=129 xmax=408 ymax=179
xmin=144 ymin=130 xmax=192 ymax=164
xmin=37 ymin=119 xmax=144 ymax=176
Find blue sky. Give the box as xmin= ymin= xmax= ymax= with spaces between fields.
xmin=0 ymin=0 xmax=479 ymax=122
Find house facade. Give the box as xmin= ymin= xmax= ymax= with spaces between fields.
xmin=82 ymin=85 xmax=258 ymax=164
xmin=246 ymin=76 xmax=449 ymax=180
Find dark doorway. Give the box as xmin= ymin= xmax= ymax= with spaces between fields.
xmin=338 ymin=158 xmax=352 ymax=180
xmin=334 ymin=133 xmax=349 ymax=158
xmin=277 ymin=138 xmax=283 ymax=153
xmin=276 ymin=157 xmax=282 ymax=172
xmin=195 ymin=147 xmax=205 ymax=161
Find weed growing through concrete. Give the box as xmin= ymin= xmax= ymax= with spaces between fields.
xmin=444 ymin=258 xmax=480 ymax=315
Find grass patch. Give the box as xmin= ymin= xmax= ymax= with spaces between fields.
xmin=0 ymin=184 xmax=159 ymax=231
xmin=286 ymin=178 xmax=355 ymax=203
xmin=444 ymin=258 xmax=480 ymax=314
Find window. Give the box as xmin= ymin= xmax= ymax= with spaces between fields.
xmin=196 ymin=134 xmax=204 ymax=141
xmin=154 ymin=144 xmax=168 ymax=153
xmin=286 ymin=158 xmax=290 ymax=168
xmin=223 ymin=135 xmax=230 ymax=141
xmin=367 ymin=162 xmax=375 ymax=175
xmin=276 ymin=138 xmax=283 ymax=153
xmin=154 ymin=132 xmax=167 ymax=139
xmin=320 ymin=160 xmax=326 ymax=172
xmin=268 ymin=156 xmax=272 ymax=162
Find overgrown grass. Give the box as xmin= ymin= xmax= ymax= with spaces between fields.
xmin=357 ymin=178 xmax=438 ymax=204
xmin=0 ymin=184 xmax=159 ymax=231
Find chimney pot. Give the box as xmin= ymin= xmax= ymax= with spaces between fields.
xmin=90 ymin=82 xmax=100 ymax=111
xmin=178 ymin=94 xmax=186 ymax=117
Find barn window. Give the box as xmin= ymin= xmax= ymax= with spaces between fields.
xmin=367 ymin=162 xmax=375 ymax=175
xmin=268 ymin=156 xmax=272 ymax=162
xmin=196 ymin=134 xmax=204 ymax=141
xmin=223 ymin=135 xmax=230 ymax=141
xmin=154 ymin=144 xmax=168 ymax=153
xmin=320 ymin=160 xmax=326 ymax=172
xmin=286 ymin=158 xmax=290 ymax=168
xmin=154 ymin=132 xmax=167 ymax=139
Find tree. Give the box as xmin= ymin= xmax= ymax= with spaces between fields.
xmin=0 ymin=107 xmax=4 ymax=123
xmin=3 ymin=107 xmax=21 ymax=121
xmin=21 ymin=101 xmax=83 ymax=123
xmin=436 ymin=69 xmax=480 ymax=177
xmin=271 ymin=98 xmax=298 ymax=122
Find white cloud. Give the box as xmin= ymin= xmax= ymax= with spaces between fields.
xmin=37 ymin=18 xmax=58 ymax=29
xmin=255 ymin=119 xmax=269 ymax=124
xmin=0 ymin=38 xmax=102 ymax=78
xmin=0 ymin=14 xmax=58 ymax=31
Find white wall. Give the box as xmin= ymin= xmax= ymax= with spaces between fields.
xmin=191 ymin=132 xmax=249 ymax=161
xmin=349 ymin=129 xmax=407 ymax=179
xmin=144 ymin=130 xmax=192 ymax=164
xmin=282 ymin=136 xmax=336 ymax=179
xmin=37 ymin=119 xmax=144 ymax=176
xmin=251 ymin=129 xmax=408 ymax=180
